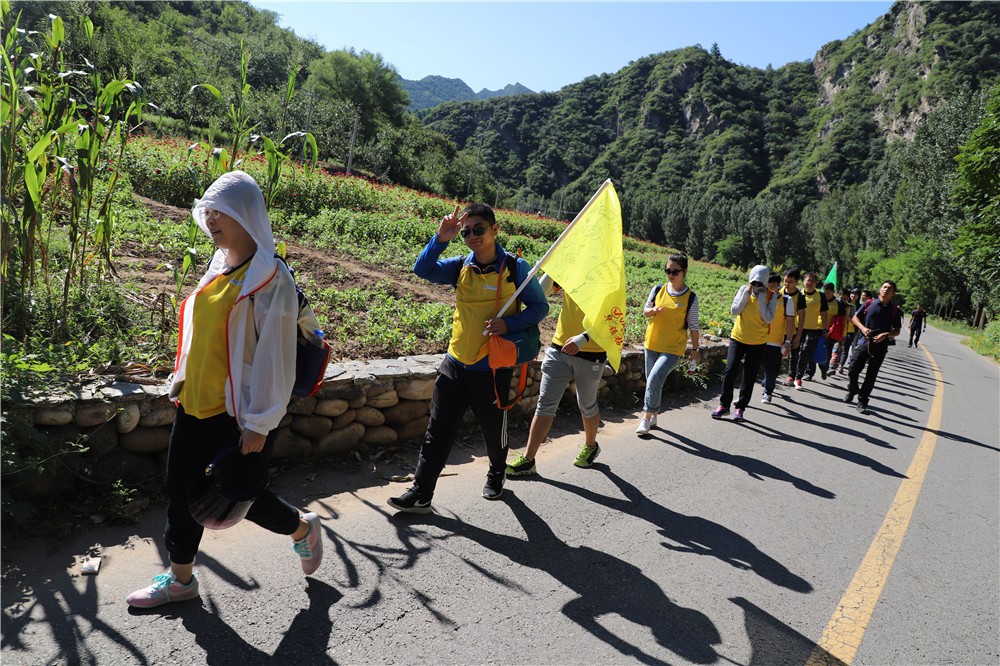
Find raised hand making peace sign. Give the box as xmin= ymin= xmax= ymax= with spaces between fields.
xmin=436 ymin=205 xmax=467 ymax=243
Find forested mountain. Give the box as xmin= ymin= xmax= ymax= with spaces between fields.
xmin=399 ymin=75 xmax=534 ymax=110
xmin=419 ymin=2 xmax=999 ymax=213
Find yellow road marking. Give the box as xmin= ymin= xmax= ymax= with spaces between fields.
xmin=806 ymin=347 xmax=945 ymax=666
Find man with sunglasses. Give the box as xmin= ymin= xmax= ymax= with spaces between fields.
xmin=845 ymin=280 xmax=902 ymax=414
xmin=388 ymin=203 xmax=548 ymax=512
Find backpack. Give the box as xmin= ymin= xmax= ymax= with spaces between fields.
xmin=827 ymin=311 xmax=845 ymax=341
xmin=486 ymin=253 xmax=541 ymax=411
xmin=250 ymin=252 xmax=332 ymax=398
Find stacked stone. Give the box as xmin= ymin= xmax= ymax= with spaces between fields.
xmin=10 ymin=343 xmax=726 ymax=500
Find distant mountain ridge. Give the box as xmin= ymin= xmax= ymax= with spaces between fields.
xmin=398 ymin=74 xmax=534 ymax=110
xmin=418 ymin=1 xmax=1000 ymax=208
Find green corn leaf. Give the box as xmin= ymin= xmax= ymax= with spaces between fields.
xmin=189 ymin=83 xmax=222 ymax=103
xmin=49 ymin=14 xmax=63 ymax=47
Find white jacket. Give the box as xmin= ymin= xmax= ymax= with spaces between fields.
xmin=168 ymin=171 xmax=298 ymax=436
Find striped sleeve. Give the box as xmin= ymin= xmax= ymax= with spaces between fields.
xmin=646 ymin=285 xmax=662 ymax=308
xmin=687 ymin=293 xmax=700 ymax=330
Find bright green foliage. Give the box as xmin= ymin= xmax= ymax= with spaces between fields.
xmin=952 ymin=84 xmax=1000 ymax=315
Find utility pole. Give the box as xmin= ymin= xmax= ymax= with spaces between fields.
xmin=467 ymin=133 xmax=483 ymax=196
xmin=346 ymin=106 xmax=360 ymax=175
xmin=300 ymin=89 xmax=316 ymax=163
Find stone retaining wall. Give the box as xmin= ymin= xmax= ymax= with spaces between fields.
xmin=5 ymin=341 xmax=727 ymax=501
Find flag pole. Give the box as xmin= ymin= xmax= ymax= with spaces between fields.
xmin=492 ymin=179 xmax=614 ymax=320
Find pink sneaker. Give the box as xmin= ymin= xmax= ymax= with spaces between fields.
xmin=732 ymin=408 xmax=747 ymax=423
xmin=711 ymin=405 xmax=730 ymax=419
xmin=294 ymin=512 xmax=323 ymax=575
xmin=126 ymin=572 xmax=199 ymax=608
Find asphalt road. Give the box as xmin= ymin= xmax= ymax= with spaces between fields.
xmin=3 ymin=326 xmax=998 ymax=665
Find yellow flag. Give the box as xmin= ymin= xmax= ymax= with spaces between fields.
xmin=540 ymin=180 xmax=626 ymax=372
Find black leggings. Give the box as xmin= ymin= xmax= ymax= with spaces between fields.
xmin=165 ymin=406 xmax=300 ymax=565
xmin=719 ymin=339 xmax=764 ymax=409
xmin=413 ymin=356 xmax=513 ymax=497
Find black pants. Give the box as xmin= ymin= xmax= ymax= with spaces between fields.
xmin=786 ymin=337 xmax=801 ymax=379
xmin=720 ymin=340 xmax=764 ymax=409
xmin=836 ymin=332 xmax=856 ymax=368
xmin=761 ymin=345 xmax=783 ymax=395
xmin=794 ymin=330 xmax=823 ymax=379
xmin=165 ymin=406 xmax=300 ymax=565
xmin=909 ymin=326 xmax=923 ymax=345
xmin=413 ymin=356 xmax=513 ymax=498
xmin=847 ymin=343 xmax=888 ymax=403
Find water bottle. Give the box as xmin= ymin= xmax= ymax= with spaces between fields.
xmin=688 ymin=359 xmax=697 ymax=375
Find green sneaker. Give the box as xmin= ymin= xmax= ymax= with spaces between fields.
xmin=573 ymin=443 xmax=600 ymax=468
xmin=505 ymin=454 xmax=536 ymax=477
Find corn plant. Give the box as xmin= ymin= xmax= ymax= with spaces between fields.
xmin=189 ymin=38 xmax=255 ymax=172
xmin=1 ymin=5 xmax=146 ymax=341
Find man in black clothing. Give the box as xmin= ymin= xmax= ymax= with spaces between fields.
xmin=845 ymin=281 xmax=903 ymax=414
xmin=908 ymin=304 xmax=928 ymax=347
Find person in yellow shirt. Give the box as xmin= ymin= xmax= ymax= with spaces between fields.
xmin=636 ymin=253 xmax=700 ymax=435
xmin=760 ymin=273 xmax=795 ymax=404
xmin=780 ymin=269 xmax=807 ymax=387
xmin=711 ymin=265 xmax=777 ymax=423
xmin=791 ymin=271 xmax=829 ymax=389
xmin=127 ymin=172 xmax=321 ymax=608
xmin=505 ymin=274 xmax=609 ymax=475
xmin=388 ymin=203 xmax=548 ymax=512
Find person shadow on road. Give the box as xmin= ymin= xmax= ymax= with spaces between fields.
xmin=411 ymin=492 xmax=721 ymax=665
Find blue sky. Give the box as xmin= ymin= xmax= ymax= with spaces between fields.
xmin=252 ymin=1 xmax=895 ymax=93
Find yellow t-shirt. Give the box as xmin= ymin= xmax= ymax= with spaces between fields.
xmin=766 ymin=294 xmax=792 ymax=346
xmin=731 ymin=291 xmax=768 ymax=345
xmin=845 ymin=303 xmax=857 ymax=333
xmin=802 ymin=289 xmax=826 ymax=331
xmin=644 ymin=286 xmax=691 ymax=356
xmin=449 ymin=262 xmax=518 ymax=365
xmin=178 ymin=262 xmax=251 ymax=418
xmin=552 ymin=293 xmax=604 ymax=353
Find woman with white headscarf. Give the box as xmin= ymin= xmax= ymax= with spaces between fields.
xmin=127 ymin=172 xmax=323 ymax=608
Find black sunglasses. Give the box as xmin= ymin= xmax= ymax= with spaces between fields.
xmin=665 ymin=268 xmax=684 ymax=276
xmin=460 ymin=225 xmax=491 ymax=238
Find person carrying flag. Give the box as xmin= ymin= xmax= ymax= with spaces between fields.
xmin=388 ymin=203 xmax=548 ymax=512
xmin=505 ymin=275 xmax=608 ymax=476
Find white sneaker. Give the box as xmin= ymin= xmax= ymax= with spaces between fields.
xmin=635 ymin=417 xmax=652 ymax=435
xmin=649 ymin=414 xmax=657 ymax=429
xmin=761 ymin=392 xmax=772 ymax=404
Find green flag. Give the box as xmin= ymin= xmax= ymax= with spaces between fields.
xmin=825 ymin=262 xmax=838 ymax=290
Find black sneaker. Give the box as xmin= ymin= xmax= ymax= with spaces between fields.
xmin=844 ymin=391 xmax=856 ymax=404
xmin=482 ymin=473 xmax=504 ymax=500
xmin=387 ymin=488 xmax=432 ymax=514
xmin=855 ymin=401 xmax=870 ymax=415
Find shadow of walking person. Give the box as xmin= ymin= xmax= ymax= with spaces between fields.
xmin=538 ymin=467 xmax=813 ymax=594
xmin=175 ymin=579 xmax=342 ymax=665
xmin=406 ymin=493 xmax=721 ymax=665
xmin=730 ymin=596 xmax=845 ymax=666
